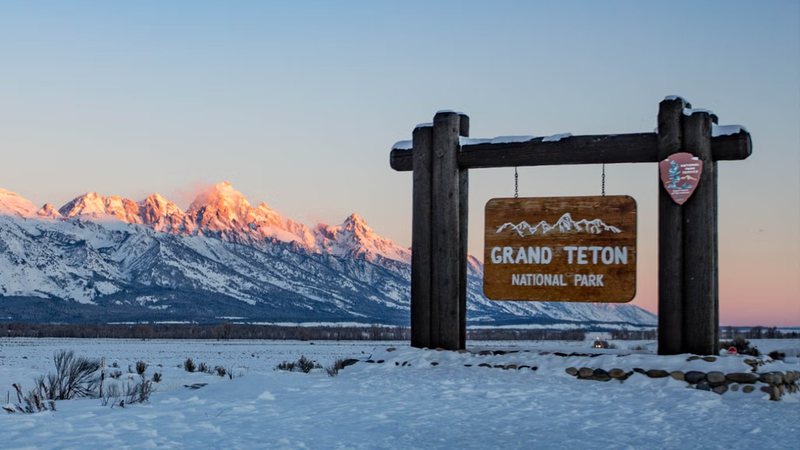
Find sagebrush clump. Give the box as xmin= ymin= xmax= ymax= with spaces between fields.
xmin=4 ymin=350 xmax=102 ymax=414
xmin=184 ymin=357 xmax=196 ymax=372
xmin=276 ymin=355 xmax=322 ymax=373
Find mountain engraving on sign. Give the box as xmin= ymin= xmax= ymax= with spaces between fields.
xmin=484 ymin=196 xmax=637 ymax=302
xmin=496 ymin=213 xmax=622 ymax=236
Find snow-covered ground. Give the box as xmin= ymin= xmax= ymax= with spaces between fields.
xmin=1 ymin=338 xmax=798 ymax=449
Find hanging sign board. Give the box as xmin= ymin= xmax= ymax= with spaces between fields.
xmin=484 ymin=195 xmax=636 ymax=302
xmin=659 ymin=152 xmax=703 ymax=205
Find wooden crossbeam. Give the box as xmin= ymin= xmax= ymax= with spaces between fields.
xmin=390 ymin=131 xmax=751 ymax=172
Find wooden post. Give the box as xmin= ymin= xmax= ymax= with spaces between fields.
xmin=431 ymin=112 xmax=462 ymax=350
xmin=682 ymin=110 xmax=719 ymax=355
xmin=458 ymin=113 xmax=470 ymax=349
xmin=657 ymin=97 xmax=685 ymax=355
xmin=410 ymin=125 xmax=433 ymax=348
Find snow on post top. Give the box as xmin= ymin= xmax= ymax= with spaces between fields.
xmin=712 ymin=124 xmax=747 ymax=137
xmin=392 ymin=140 xmax=413 ymax=151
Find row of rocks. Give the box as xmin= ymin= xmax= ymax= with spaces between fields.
xmin=564 ymin=367 xmax=800 ymax=401
xmin=467 ymin=363 xmax=538 ymax=371
xmin=367 ymin=358 xmax=540 ymax=371
xmin=684 ymin=355 xmax=770 ymax=372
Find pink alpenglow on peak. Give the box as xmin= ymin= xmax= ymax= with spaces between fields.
xmin=0 ymin=188 xmax=38 ymax=217
xmin=0 ymin=182 xmax=408 ymax=264
xmin=140 ymin=193 xmax=193 ymax=234
xmin=36 ymin=203 xmax=62 ymax=219
xmin=59 ymin=192 xmax=143 ymax=224
xmin=186 ymin=182 xmax=316 ymax=246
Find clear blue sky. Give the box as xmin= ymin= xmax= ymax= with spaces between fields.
xmin=1 ymin=0 xmax=798 ymax=325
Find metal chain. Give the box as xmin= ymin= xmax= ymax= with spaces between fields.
xmin=514 ymin=167 xmax=519 ymax=198
xmin=601 ymin=164 xmax=606 ymax=196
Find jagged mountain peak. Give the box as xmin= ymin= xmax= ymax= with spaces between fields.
xmin=37 ymin=203 xmax=62 ymax=218
xmin=59 ymin=191 xmax=142 ymax=224
xmin=0 ymin=188 xmax=37 ymax=217
xmin=1 ymin=183 xmax=411 ymax=263
xmin=187 ymin=182 xmax=254 ymax=231
xmin=188 ymin=181 xmax=249 ymax=211
xmin=316 ymin=213 xmax=410 ymax=263
xmin=342 ymin=212 xmax=374 ymax=235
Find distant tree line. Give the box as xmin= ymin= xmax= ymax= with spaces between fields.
xmin=3 ymin=323 xmax=593 ymax=341
xmin=720 ymin=326 xmax=798 ymax=339
xmin=2 ymin=323 xmax=409 ymax=341
xmin=467 ymin=328 xmax=586 ymax=341
xmin=610 ymin=329 xmax=658 ymax=340
xmin=10 ymin=323 xmax=791 ymax=341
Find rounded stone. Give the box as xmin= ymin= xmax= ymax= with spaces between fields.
xmin=646 ymin=369 xmax=670 ymax=379
xmin=633 ymin=368 xmax=646 ymax=374
xmin=564 ymin=366 xmax=579 ymax=376
xmin=706 ymin=371 xmax=726 ymax=385
xmin=730 ymin=384 xmax=740 ymax=392
xmin=726 ymin=372 xmax=758 ymax=384
xmin=712 ymin=385 xmax=728 ymax=395
xmin=684 ymin=371 xmax=706 ymax=384
xmin=687 ymin=356 xmax=701 ymax=361
xmin=505 ymin=364 xmax=518 ymax=370
xmin=578 ymin=367 xmax=594 ymax=378
xmin=341 ymin=359 xmax=359 ymax=368
xmin=669 ymin=371 xmax=685 ymax=381
xmin=742 ymin=385 xmax=755 ymax=393
xmin=695 ymin=382 xmax=711 ymax=391
xmin=702 ymin=356 xmax=717 ymax=362
xmin=770 ymin=385 xmax=782 ymax=401
xmin=609 ymin=368 xmax=626 ymax=379
xmin=760 ymin=372 xmax=783 ymax=384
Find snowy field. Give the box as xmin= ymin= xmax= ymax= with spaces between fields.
xmin=1 ymin=338 xmax=799 ymax=449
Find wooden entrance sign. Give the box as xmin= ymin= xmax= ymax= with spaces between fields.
xmin=484 ymin=196 xmax=636 ymax=302
xmin=390 ymin=97 xmax=752 ymax=354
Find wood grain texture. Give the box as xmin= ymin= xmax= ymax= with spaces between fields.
xmin=431 ymin=112 xmax=461 ymax=350
xmin=657 ymin=98 xmax=685 ymax=355
xmin=483 ymin=196 xmax=636 ymax=302
xmin=458 ymin=114 xmax=470 ymax=350
xmin=682 ymin=111 xmax=719 ymax=356
xmin=410 ymin=125 xmax=433 ymax=349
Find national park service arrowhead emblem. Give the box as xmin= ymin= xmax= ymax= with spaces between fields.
xmin=660 ymin=152 xmax=703 ymax=205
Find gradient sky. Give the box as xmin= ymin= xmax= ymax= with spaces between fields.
xmin=1 ymin=1 xmax=798 ymax=326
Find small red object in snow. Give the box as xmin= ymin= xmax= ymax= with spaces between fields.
xmin=727 ymin=346 xmax=738 ymax=355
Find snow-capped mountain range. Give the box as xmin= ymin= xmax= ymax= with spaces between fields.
xmin=0 ymin=183 xmax=655 ymax=327
xmin=497 ymin=213 xmax=622 ymax=237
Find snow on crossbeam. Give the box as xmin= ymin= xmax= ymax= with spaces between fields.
xmin=390 ymin=131 xmax=751 ymax=171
